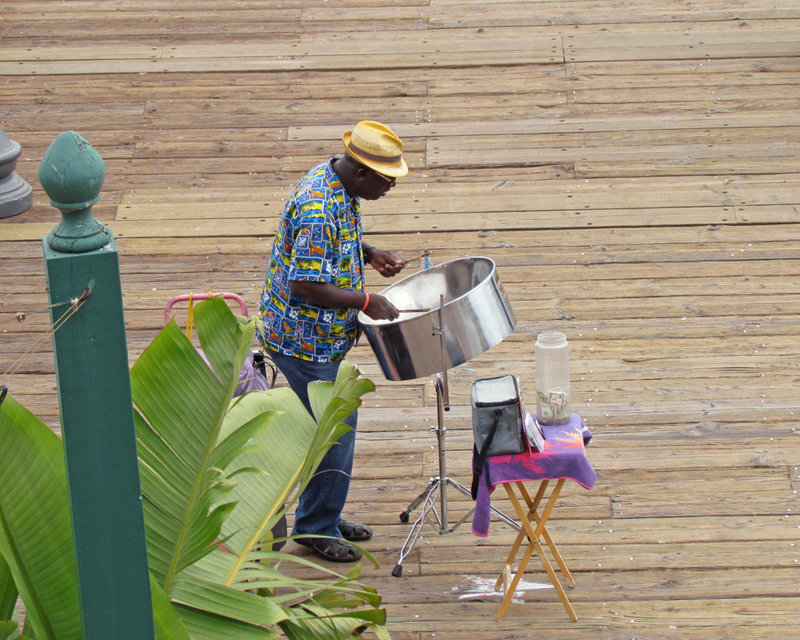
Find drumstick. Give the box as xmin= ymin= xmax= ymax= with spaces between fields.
xmin=401 ymin=249 xmax=431 ymax=264
xmin=396 ymin=307 xmax=431 ymax=313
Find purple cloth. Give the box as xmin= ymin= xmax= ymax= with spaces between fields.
xmin=235 ymin=352 xmax=270 ymax=395
xmin=196 ymin=348 xmax=270 ymax=396
xmin=472 ymin=413 xmax=596 ymax=536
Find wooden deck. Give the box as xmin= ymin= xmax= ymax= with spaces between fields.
xmin=2 ymin=1 xmax=800 ymax=637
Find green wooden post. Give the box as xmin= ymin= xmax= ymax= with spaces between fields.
xmin=39 ymin=131 xmax=155 ymax=640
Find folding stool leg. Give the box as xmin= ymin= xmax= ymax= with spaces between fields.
xmin=495 ymin=479 xmax=577 ymax=622
xmin=494 ymin=480 xmax=549 ymax=592
xmin=517 ymin=480 xmax=575 ymax=588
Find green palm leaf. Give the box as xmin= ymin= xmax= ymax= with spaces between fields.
xmin=151 ymin=576 xmax=191 ymax=640
xmin=131 ymin=296 xmax=277 ymax=594
xmin=175 ymin=607 xmax=279 ymax=640
xmin=278 ymin=600 xmax=389 ymax=640
xmin=213 ymin=361 xmax=375 ymax=589
xmin=0 ymin=556 xmax=16 ymax=620
xmin=0 ymin=621 xmax=16 ymax=640
xmin=0 ymin=394 xmax=83 ymax=640
xmin=169 ymin=575 xmax=285 ymax=626
xmin=131 ymin=297 xmax=389 ymax=636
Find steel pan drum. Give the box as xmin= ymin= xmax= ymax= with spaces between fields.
xmin=358 ymin=257 xmax=516 ymax=381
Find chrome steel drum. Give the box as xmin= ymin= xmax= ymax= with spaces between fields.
xmin=358 ymin=257 xmax=516 ymax=380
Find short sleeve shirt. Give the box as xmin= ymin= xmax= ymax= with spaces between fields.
xmin=258 ymin=159 xmax=365 ymax=362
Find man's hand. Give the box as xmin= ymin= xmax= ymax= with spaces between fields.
xmin=289 ymin=280 xmax=399 ymax=321
xmin=363 ymin=293 xmax=399 ymax=321
xmin=367 ymin=248 xmax=404 ymax=277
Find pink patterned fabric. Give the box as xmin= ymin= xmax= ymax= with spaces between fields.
xmin=472 ymin=414 xmax=596 ymax=536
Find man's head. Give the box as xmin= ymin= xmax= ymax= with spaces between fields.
xmin=338 ymin=121 xmax=407 ymax=200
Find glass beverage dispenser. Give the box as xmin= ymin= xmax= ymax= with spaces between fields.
xmin=535 ymin=331 xmax=571 ymax=425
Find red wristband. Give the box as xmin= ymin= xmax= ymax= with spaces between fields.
xmin=360 ymin=292 xmax=370 ymax=311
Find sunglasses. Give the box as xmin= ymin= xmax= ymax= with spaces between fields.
xmin=356 ymin=159 xmax=395 ymax=183
xmin=372 ymin=168 xmax=395 ymax=183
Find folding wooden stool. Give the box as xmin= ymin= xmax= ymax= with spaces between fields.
xmin=495 ymin=478 xmax=577 ymax=622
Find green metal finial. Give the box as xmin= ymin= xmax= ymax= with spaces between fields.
xmin=39 ymin=131 xmax=111 ymax=252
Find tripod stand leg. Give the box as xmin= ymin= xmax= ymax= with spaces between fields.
xmin=400 ymin=477 xmax=439 ymax=523
xmin=393 ymin=479 xmax=441 ymax=577
xmin=443 ymin=477 xmax=521 ymax=532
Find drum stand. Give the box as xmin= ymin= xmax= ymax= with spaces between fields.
xmin=392 ymin=302 xmax=518 ymax=577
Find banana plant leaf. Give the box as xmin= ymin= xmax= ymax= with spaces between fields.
xmin=0 ymin=394 xmax=84 ymax=640
xmin=0 ymin=384 xmax=194 ymax=639
xmin=0 ymin=557 xmax=16 ymax=620
xmin=132 ymin=297 xmax=306 ymax=636
xmin=278 ymin=600 xmax=391 ymax=640
xmin=0 ymin=619 xmax=35 ymax=640
xmin=209 ymin=363 xmax=388 ymax=639
xmin=131 ymin=296 xmax=280 ymax=595
xmin=0 ymin=568 xmax=31 ymax=640
xmin=150 ymin=576 xmax=191 ymax=640
xmin=213 ymin=362 xmax=375 ymax=586
xmin=2 ymin=295 xmax=390 ymax=639
xmin=131 ymin=296 xmax=389 ymax=636
xmin=0 ymin=621 xmax=17 ymax=640
xmin=174 ymin=606 xmax=279 ymax=640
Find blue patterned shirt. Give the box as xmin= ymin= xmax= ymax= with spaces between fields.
xmin=258 ymin=159 xmax=365 ymax=362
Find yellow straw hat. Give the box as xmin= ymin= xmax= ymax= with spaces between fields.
xmin=342 ymin=121 xmax=408 ymax=178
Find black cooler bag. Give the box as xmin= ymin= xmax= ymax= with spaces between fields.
xmin=470 ymin=374 xmax=525 ymax=499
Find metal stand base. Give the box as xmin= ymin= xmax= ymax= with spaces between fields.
xmin=393 ymin=474 xmax=519 ymax=577
xmin=392 ymin=374 xmax=519 ymax=577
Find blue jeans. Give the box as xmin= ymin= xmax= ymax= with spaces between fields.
xmin=268 ymin=350 xmax=357 ymax=539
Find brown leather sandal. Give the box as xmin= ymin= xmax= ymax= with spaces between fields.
xmin=338 ymin=519 xmax=373 ymax=542
xmin=297 ymin=537 xmax=362 ymax=563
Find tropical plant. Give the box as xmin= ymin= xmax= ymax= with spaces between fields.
xmin=0 ymin=297 xmax=389 ymax=639
xmin=0 ymin=390 xmax=85 ymax=640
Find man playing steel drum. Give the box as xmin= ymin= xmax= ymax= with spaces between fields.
xmin=258 ymin=121 xmax=407 ymax=562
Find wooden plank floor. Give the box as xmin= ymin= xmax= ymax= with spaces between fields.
xmin=2 ymin=1 xmax=800 ymax=637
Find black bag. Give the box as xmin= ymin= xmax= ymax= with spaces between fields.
xmin=470 ymin=375 xmax=525 ymax=499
